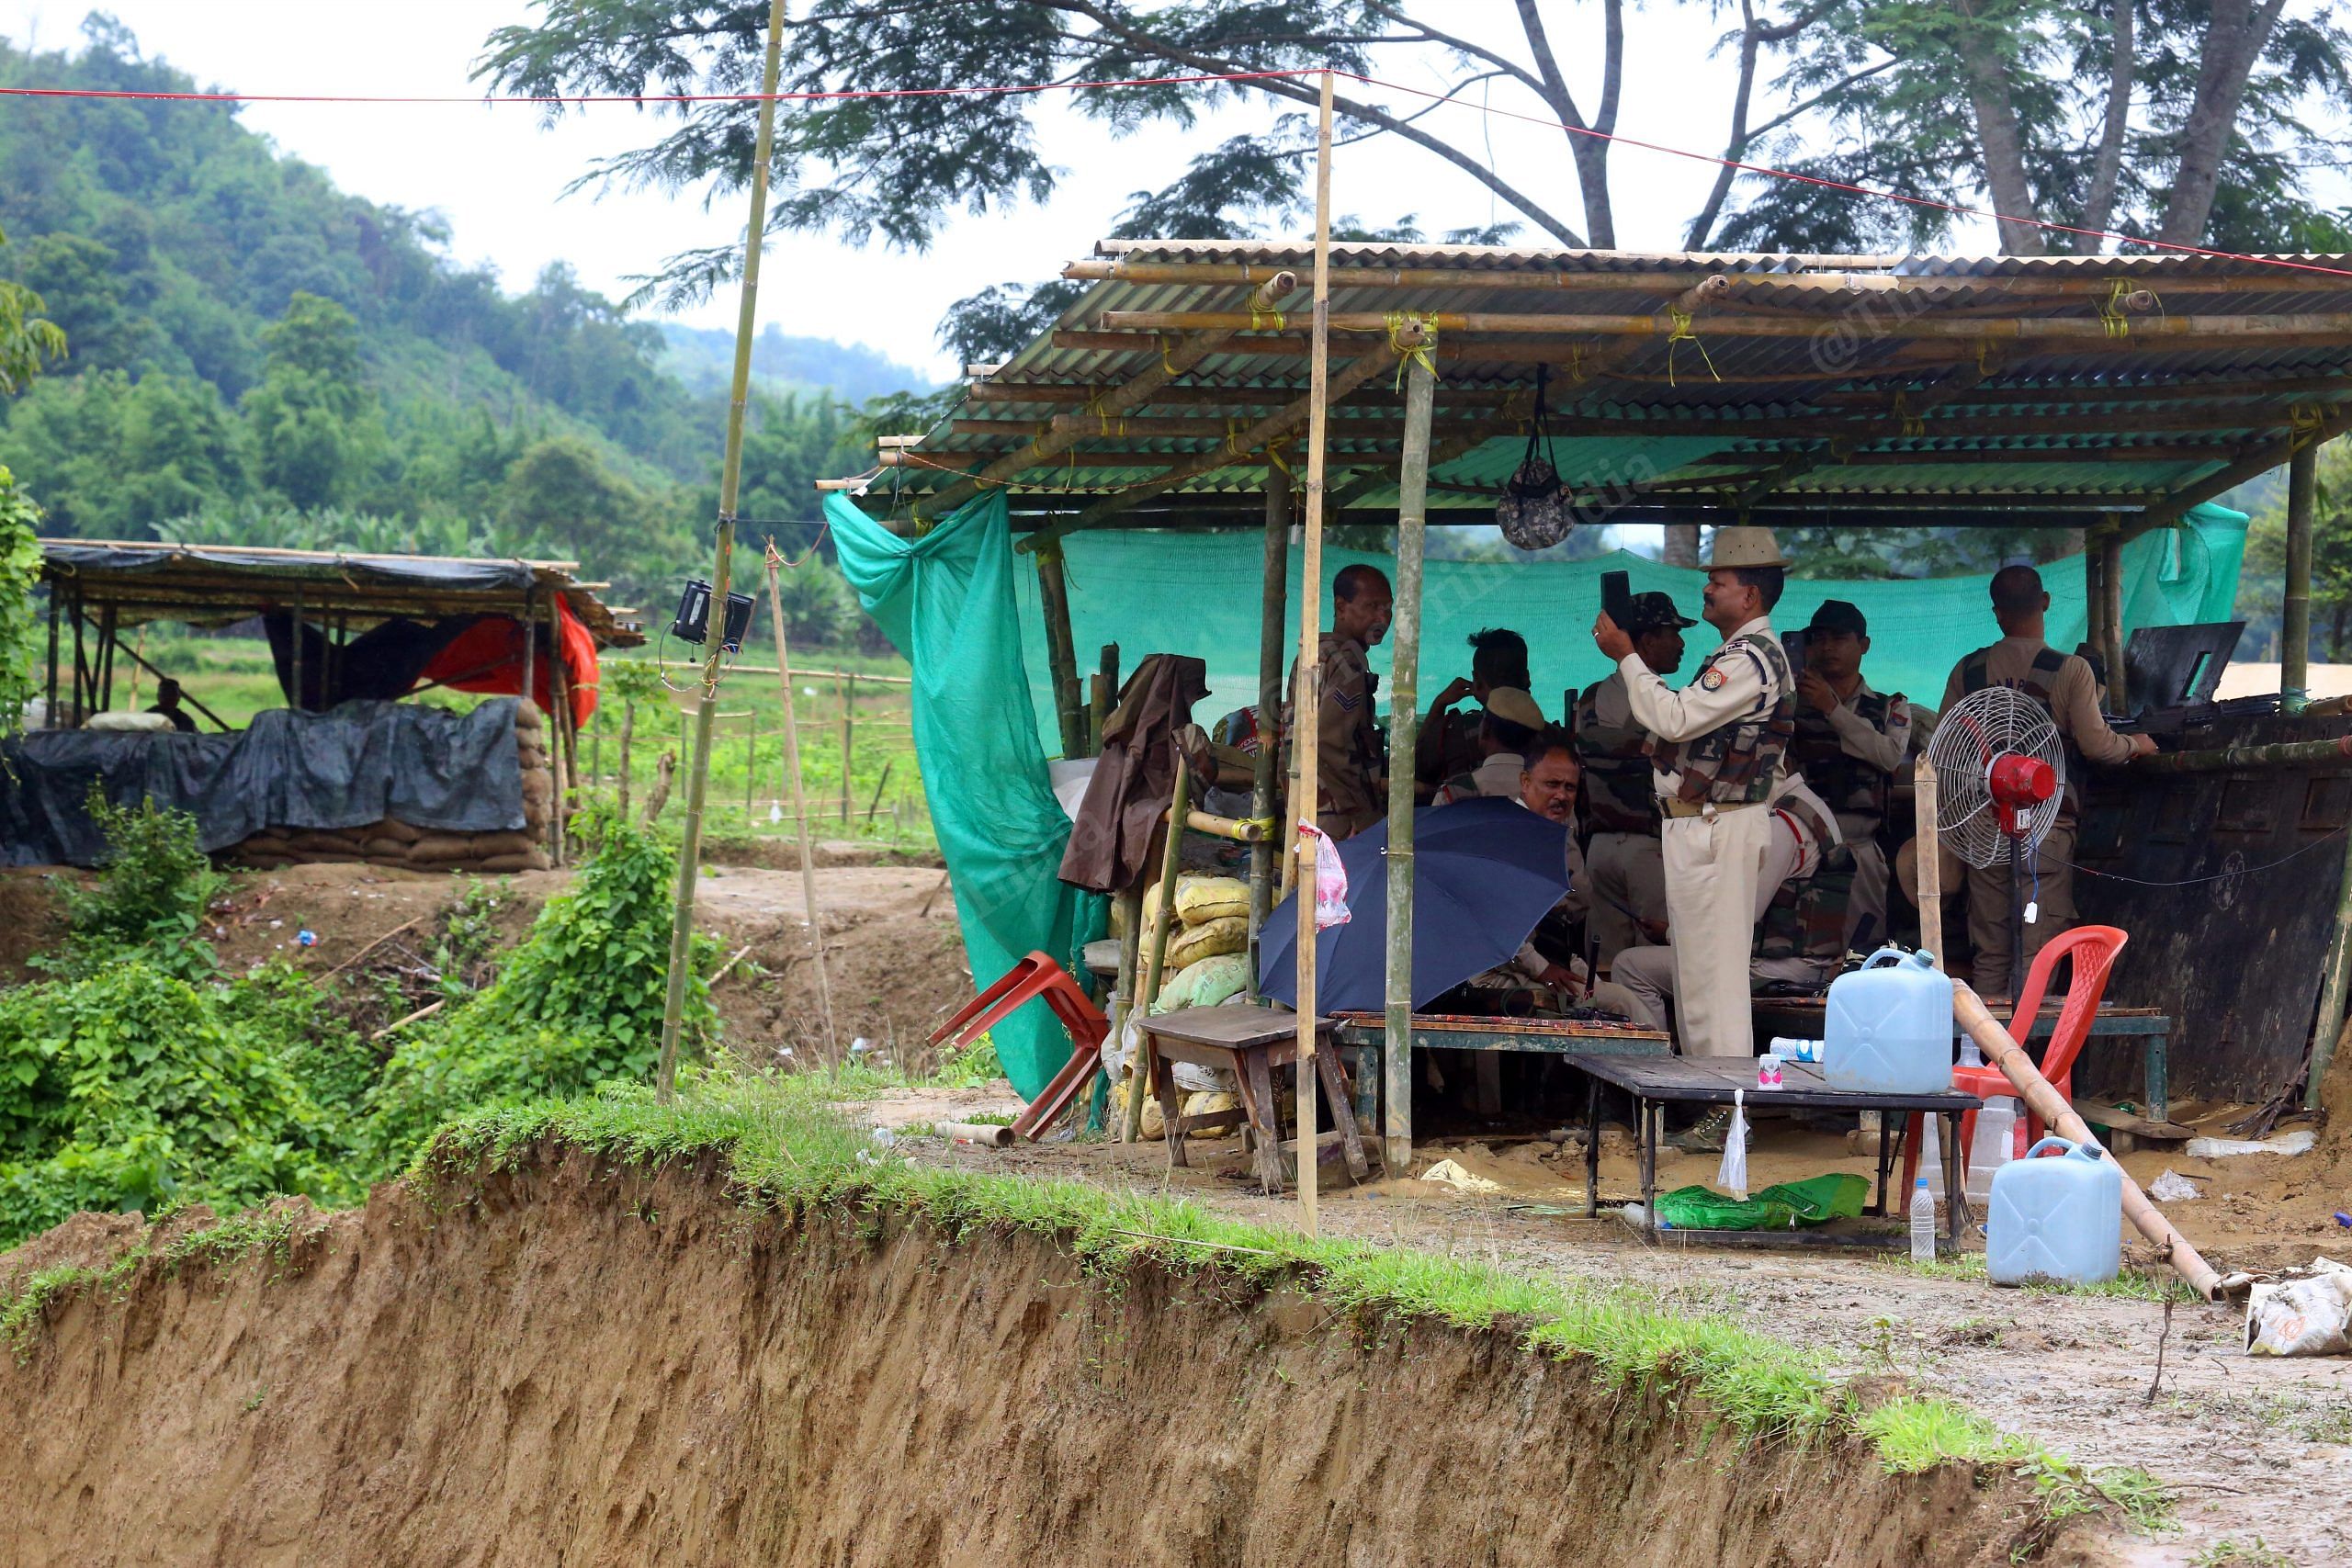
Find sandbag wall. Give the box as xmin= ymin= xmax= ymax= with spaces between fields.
xmin=219 ymin=702 xmax=555 ymax=875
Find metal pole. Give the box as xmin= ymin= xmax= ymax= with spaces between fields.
xmin=763 ymin=542 xmax=840 ymax=1055
xmin=1248 ymin=466 xmax=1292 ymax=995
xmin=1383 ymin=352 xmax=1435 ymax=1175
xmin=2285 ymin=441 xmax=2317 ymax=711
xmin=654 ymin=0 xmax=790 ymax=1103
xmin=1292 ymin=69 xmax=1336 ymax=1236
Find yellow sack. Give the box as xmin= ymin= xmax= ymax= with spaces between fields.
xmin=1175 ymin=875 xmax=1249 ymax=928
xmin=1110 ymin=1077 xmax=1166 ymax=1141
xmin=1167 ymin=914 xmax=1247 ymax=972
xmin=1182 ymin=1090 xmax=1240 ymax=1139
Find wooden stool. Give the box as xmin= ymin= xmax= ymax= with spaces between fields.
xmin=1139 ymin=1004 xmax=1372 ymax=1194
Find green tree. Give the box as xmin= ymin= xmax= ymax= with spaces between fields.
xmin=502 ymin=434 xmax=692 ymax=592
xmin=242 ymin=292 xmax=386 ymax=508
xmin=4 ymin=370 xmax=252 ymax=536
xmin=2245 ymin=436 xmax=2352 ymax=660
xmin=0 ymin=466 xmax=42 ymax=729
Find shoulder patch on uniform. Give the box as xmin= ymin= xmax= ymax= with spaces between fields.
xmin=1700 ymin=666 xmax=1727 ymax=691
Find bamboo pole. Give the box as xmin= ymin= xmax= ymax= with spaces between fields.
xmin=1915 ymin=753 xmax=1943 ymax=965
xmin=2098 ymin=530 xmax=2125 ymax=699
xmin=1383 ymin=349 xmax=1435 ymax=1176
xmin=1951 ymin=983 xmax=2222 ymax=1300
xmin=2084 ymin=531 xmax=2109 ymax=693
xmin=1292 ymin=68 xmax=1336 ymax=1238
xmin=2285 ymin=442 xmax=2317 ymax=710
xmin=838 ymin=670 xmax=853 ymax=823
xmin=616 ymin=699 xmax=634 ymax=819
xmin=2122 ymin=407 xmax=2352 ymax=544
xmin=1123 ymin=757 xmax=1190 ymax=1145
xmin=654 ymin=0 xmax=788 ymax=1104
xmin=2305 ymin=829 xmax=2352 ymax=1112
xmin=2131 ymin=735 xmax=2352 ymax=773
xmin=744 ymin=709 xmax=759 ymax=818
xmin=1248 ymin=466 xmax=1292 ymax=997
xmin=763 ymin=541 xmax=839 ymax=1056
xmin=1035 ymin=546 xmax=1088 ymax=757
xmin=548 ymin=595 xmax=571 ymax=866
xmin=1095 ymin=307 xmax=2352 ymax=342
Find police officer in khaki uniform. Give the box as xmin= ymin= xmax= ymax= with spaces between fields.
xmin=1789 ymin=599 xmax=1913 ymax=950
xmin=1287 ymin=562 xmax=1392 ymax=840
xmin=1591 ymin=526 xmax=1796 ymax=1060
xmin=1574 ymin=591 xmax=1693 ymax=967
xmin=1939 ymin=564 xmax=2154 ymax=997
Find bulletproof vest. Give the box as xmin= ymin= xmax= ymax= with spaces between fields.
xmin=1573 ymin=675 xmax=1659 ymax=836
xmin=1960 ymin=644 xmax=2084 ymax=815
xmin=1788 ymin=686 xmax=1898 ymax=829
xmin=1647 ymin=630 xmax=1795 ymax=806
xmin=1756 ymin=843 xmax=1857 ymax=964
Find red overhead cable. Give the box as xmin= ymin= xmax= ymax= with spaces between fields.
xmin=6 ymin=62 xmax=2349 ymax=281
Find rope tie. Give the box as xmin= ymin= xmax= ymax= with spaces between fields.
xmin=1665 ymin=305 xmax=1719 ymax=388
xmin=1385 ymin=310 xmax=1440 ymax=390
xmin=2290 ymin=403 xmax=2332 ymax=450
xmin=1264 ymin=435 xmax=1295 ymax=479
xmin=2098 ymin=278 xmax=2132 ymax=339
xmin=1249 ymin=298 xmax=1286 ymax=332
xmin=1225 ymin=418 xmax=1250 ymax=457
xmin=1159 ymin=334 xmax=1179 ymax=377
xmin=1892 ymin=390 xmax=1927 ymax=439
xmin=1566 ymin=343 xmax=1589 ymax=384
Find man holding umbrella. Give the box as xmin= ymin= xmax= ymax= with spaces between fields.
xmin=1591 ymin=526 xmax=1797 ymax=1061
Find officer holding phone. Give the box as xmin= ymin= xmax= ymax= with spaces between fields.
xmin=1572 ymin=590 xmax=1694 ymax=966
xmin=1786 ymin=599 xmax=1912 ymax=950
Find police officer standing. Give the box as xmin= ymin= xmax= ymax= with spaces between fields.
xmin=1573 ymin=591 xmax=1693 ymax=967
xmin=1789 ymin=599 xmax=1913 ymax=951
xmin=1591 ymin=527 xmax=1796 ymax=1059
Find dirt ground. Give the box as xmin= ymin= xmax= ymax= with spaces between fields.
xmin=0 ymin=851 xmax=977 ymax=1073
xmin=862 ymin=1060 xmax=2352 ymax=1568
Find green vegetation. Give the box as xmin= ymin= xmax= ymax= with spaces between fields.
xmin=0 ymin=464 xmax=44 ymax=728
xmin=1886 ymin=1249 xmax=2200 ymax=1304
xmin=36 ymin=787 xmax=225 ymax=982
xmin=2188 ymin=1540 xmax=2296 ymax=1568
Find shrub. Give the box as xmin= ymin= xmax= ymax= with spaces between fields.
xmin=40 ymin=789 xmax=222 ymax=982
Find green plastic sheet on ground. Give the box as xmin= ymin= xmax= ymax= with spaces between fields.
xmin=1011 ymin=506 xmax=2249 ymax=750
xmin=827 ymin=491 xmax=1106 ymax=1100
xmin=1656 ymin=1172 xmax=1871 ymax=1232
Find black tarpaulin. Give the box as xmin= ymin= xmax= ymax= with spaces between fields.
xmin=43 ymin=543 xmax=534 ymax=592
xmin=0 ymin=698 xmax=526 ymax=867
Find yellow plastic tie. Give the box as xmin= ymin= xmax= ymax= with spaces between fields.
xmin=1249 ymin=298 xmax=1287 ymax=333
xmin=1892 ymin=390 xmax=1927 ymax=439
xmin=1264 ymin=435 xmax=1295 ymax=479
xmin=2098 ymin=278 xmax=2132 ymax=339
xmin=1385 ymin=310 xmax=1440 ymax=390
xmin=1159 ymin=334 xmax=1179 ymax=377
xmin=1665 ymin=305 xmax=1720 ymax=389
xmin=1566 ymin=343 xmax=1589 ymax=384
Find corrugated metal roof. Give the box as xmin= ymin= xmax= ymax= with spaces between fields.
xmin=847 ymin=238 xmax=2352 ymax=531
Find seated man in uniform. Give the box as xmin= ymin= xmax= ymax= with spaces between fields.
xmin=1789 ymin=599 xmax=1912 ymax=951
xmin=1574 ymin=592 xmax=1690 ymax=969
xmin=1417 ymin=626 xmax=1531 ymax=798
xmin=1431 ymin=687 xmax=1546 ymax=805
xmin=146 ymin=678 xmax=199 ymax=735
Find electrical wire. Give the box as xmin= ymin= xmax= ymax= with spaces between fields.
xmin=2056 ymin=822 xmax=2348 ymax=887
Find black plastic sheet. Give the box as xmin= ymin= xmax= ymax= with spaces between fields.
xmin=0 ymin=698 xmax=526 ymax=867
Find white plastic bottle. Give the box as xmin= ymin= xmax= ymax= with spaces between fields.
xmin=1920 ymin=1110 xmax=1945 ymax=1201
xmin=1910 ymin=1177 xmax=1938 ymax=1262
xmin=1966 ymin=1099 xmax=2018 ymax=1204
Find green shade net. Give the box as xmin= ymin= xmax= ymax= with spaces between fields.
xmin=827 ymin=491 xmax=1106 ymax=1100
xmin=1011 ymin=505 xmax=2250 ymax=746
xmin=1656 ymin=1172 xmax=1871 ymax=1231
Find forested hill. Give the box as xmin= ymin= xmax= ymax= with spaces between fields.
xmin=0 ymin=19 xmax=919 ymax=602
xmin=659 ymin=325 xmax=930 ymax=407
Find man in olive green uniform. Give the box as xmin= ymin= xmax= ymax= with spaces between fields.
xmin=1416 ymin=626 xmax=1532 ymax=797
xmin=1788 ymin=599 xmax=1912 ymax=951
xmin=1574 ymin=591 xmax=1693 ymax=968
xmin=1287 ymin=562 xmax=1392 ymax=840
xmin=1940 ymin=564 xmax=2154 ymax=997
xmin=1592 ymin=527 xmax=1796 ymax=1060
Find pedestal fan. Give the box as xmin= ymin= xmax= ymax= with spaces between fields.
xmin=1925 ymin=685 xmax=2064 ymax=975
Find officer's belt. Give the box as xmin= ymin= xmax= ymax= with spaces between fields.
xmin=1659 ymin=796 xmax=1761 ymax=818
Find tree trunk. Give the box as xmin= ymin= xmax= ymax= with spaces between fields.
xmin=1688 ymin=1 xmax=1765 ymax=250
xmin=1664 ymin=523 xmax=1702 ymax=568
xmin=1949 ymin=0 xmax=2046 ymax=255
xmin=1514 ymin=0 xmax=1618 ymax=247
xmin=2155 ymin=0 xmax=2288 ymax=246
xmin=2074 ymin=0 xmax=2135 ymax=254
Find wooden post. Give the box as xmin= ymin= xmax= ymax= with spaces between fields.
xmin=287 ymin=586 xmax=302 ymax=714
xmin=43 ymin=582 xmax=58 ymax=724
xmin=2083 ymin=530 xmax=2109 ymax=697
xmin=96 ymin=604 xmax=117 ymax=711
xmin=2285 ymin=442 xmax=2317 ymax=709
xmin=1915 ymin=752 xmax=1943 ymax=965
xmin=1291 ymin=69 xmax=1337 ymax=1236
xmin=743 ymin=710 xmax=760 ymax=819
xmin=1035 ymin=547 xmax=1088 ymax=758
xmin=1123 ymin=757 xmax=1190 ymax=1143
xmin=654 ymin=0 xmax=789 ymax=1103
xmin=517 ymin=586 xmax=536 ymax=728
xmin=2099 ymin=530 xmax=2125 ymax=704
xmin=838 ymin=669 xmax=853 ymax=822
xmin=617 ymin=699 xmax=635 ymax=819
xmin=763 ymin=541 xmax=840 ymax=1055
xmin=548 ymin=596 xmax=571 ymax=867
xmin=1092 ymin=642 xmax=1119 ymax=752
xmin=1248 ymin=467 xmax=1292 ymax=995
xmin=1383 ymin=348 xmax=1436 ymax=1175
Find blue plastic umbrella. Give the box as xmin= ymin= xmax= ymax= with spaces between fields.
xmin=1257 ymin=795 xmax=1574 ymax=1012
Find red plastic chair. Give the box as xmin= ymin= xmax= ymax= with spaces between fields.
xmin=1901 ymin=925 xmax=2130 ymax=1211
xmin=927 ymin=952 xmax=1108 ymax=1141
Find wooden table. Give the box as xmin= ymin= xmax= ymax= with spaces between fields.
xmin=1752 ymin=997 xmax=2172 ymax=1121
xmin=1326 ymin=1010 xmax=1672 ymax=1124
xmin=1140 ymin=1004 xmax=1371 ymax=1194
xmin=1562 ymin=1054 xmax=1981 ymax=1253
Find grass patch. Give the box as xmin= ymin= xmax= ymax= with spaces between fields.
xmin=2188 ymin=1540 xmax=2294 ymax=1568
xmin=413 ymin=1070 xmax=2099 ymax=1502
xmin=1885 ymin=1250 xmax=2198 ymax=1303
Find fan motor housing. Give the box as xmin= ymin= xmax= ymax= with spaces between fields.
xmin=1988 ymin=752 xmax=2057 ymax=834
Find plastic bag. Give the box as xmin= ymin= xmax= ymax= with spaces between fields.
xmin=1716 ymin=1089 xmax=1749 ymax=1201
xmin=1298 ymin=822 xmax=1351 ymax=930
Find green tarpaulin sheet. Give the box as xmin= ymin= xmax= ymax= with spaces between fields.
xmin=1655 ymin=1172 xmax=1871 ymax=1231
xmin=827 ymin=491 xmax=1106 ymax=1100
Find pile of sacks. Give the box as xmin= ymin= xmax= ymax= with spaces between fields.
xmin=1112 ymin=874 xmax=1251 ymax=1140
xmin=219 ymin=702 xmax=557 ymax=874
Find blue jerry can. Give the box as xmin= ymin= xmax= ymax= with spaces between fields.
xmin=1986 ymin=1136 xmax=2123 ymax=1286
xmin=1822 ymin=947 xmax=1954 ymax=1095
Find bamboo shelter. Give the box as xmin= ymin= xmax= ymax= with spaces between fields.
xmin=825 ymin=236 xmax=2352 ymax=1159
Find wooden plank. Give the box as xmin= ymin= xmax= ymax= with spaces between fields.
xmin=2069 ymin=1099 xmax=2193 ymax=1142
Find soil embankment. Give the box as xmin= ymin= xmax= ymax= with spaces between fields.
xmin=0 ymin=1148 xmax=2059 ymax=1566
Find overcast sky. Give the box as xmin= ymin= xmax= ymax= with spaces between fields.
xmin=0 ymin=0 xmax=1852 ymax=380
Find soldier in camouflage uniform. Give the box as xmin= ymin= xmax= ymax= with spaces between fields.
xmin=1284 ymin=563 xmax=1393 ymax=840
xmin=1574 ymin=591 xmax=1693 ymax=968
xmin=1787 ymin=599 xmax=1912 ymax=951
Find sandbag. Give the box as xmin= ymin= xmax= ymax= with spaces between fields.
xmin=1166 ymin=915 xmax=1247 ymax=972
xmin=1176 ymin=875 xmax=1249 ymax=928
xmin=514 ymin=700 xmax=544 ymax=732
xmin=1151 ymin=951 xmax=1251 ymax=1013
xmin=1110 ymin=1078 xmax=1165 ymax=1141
xmin=366 ymin=855 xmax=421 ymax=870
xmin=288 ymin=831 xmax=368 ymax=856
xmin=372 ymin=817 xmax=425 ymax=844
xmin=362 ymin=837 xmax=413 ymax=858
xmin=408 ymin=834 xmax=479 ymax=863
xmin=480 ymin=849 xmax=551 ymax=874
xmin=1181 ymin=1089 xmax=1240 ymax=1139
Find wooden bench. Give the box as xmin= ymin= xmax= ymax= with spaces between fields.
xmin=1140 ymin=1004 xmax=1372 ymax=1194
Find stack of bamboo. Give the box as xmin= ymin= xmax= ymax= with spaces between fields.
xmin=217 ymin=701 xmax=556 ymax=875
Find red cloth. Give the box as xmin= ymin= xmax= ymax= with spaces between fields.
xmin=417 ymin=597 xmax=601 ymax=728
